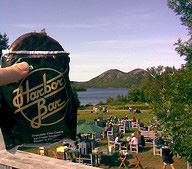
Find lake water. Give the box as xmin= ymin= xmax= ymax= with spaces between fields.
xmin=77 ymin=88 xmax=129 ymax=106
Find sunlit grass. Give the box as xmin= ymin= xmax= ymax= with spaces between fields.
xmin=19 ymin=104 xmax=187 ymax=169
xmin=77 ymin=106 xmax=153 ymax=126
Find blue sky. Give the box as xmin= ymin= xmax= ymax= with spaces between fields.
xmin=0 ymin=0 xmax=189 ymax=81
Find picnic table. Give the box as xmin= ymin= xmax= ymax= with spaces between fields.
xmin=53 ymin=146 xmax=69 ymax=159
xmin=140 ymin=130 xmax=156 ymax=142
xmin=120 ymin=137 xmax=131 ymax=148
xmin=64 ymin=149 xmax=79 ymax=161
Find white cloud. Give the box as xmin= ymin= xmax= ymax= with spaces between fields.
xmin=78 ymin=38 xmax=178 ymax=53
xmin=82 ymin=38 xmax=177 ymax=47
xmin=8 ymin=22 xmax=110 ymax=29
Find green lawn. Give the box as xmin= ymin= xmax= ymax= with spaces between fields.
xmin=77 ymin=105 xmax=153 ymax=126
xmin=20 ymin=105 xmax=187 ymax=168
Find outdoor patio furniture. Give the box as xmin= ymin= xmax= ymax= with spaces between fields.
xmin=77 ymin=122 xmax=105 ymax=153
xmin=134 ymin=156 xmax=144 ymax=169
xmin=153 ymin=138 xmax=162 ymax=156
xmin=77 ymin=122 xmax=105 ymax=134
xmin=119 ymin=124 xmax=126 ymax=134
xmin=130 ymin=143 xmax=139 ymax=154
xmin=51 ymin=148 xmax=63 ymax=159
xmin=91 ymin=151 xmax=102 ymax=166
xmin=119 ymin=155 xmax=128 ymax=168
xmin=107 ymin=135 xmax=116 ymax=151
xmin=79 ymin=154 xmax=93 ymax=166
xmin=78 ymin=141 xmax=91 ymax=154
xmin=64 ymin=149 xmax=79 ymax=161
xmin=119 ymin=137 xmax=130 ymax=151
xmin=129 ymin=138 xmax=139 ymax=154
xmin=140 ymin=130 xmax=149 ymax=139
xmin=132 ymin=122 xmax=137 ymax=128
xmin=118 ymin=150 xmax=129 ymax=168
xmin=90 ymin=132 xmax=102 ymax=141
xmin=107 ymin=129 xmax=114 ymax=137
xmin=138 ymin=123 xmax=144 ymax=131
xmin=148 ymin=132 xmax=156 ymax=140
xmin=129 ymin=136 xmax=145 ymax=154
xmin=38 ymin=147 xmax=45 ymax=156
xmin=140 ymin=130 xmax=156 ymax=143
xmin=76 ymin=157 xmax=83 ymax=163
xmin=52 ymin=146 xmax=69 ymax=160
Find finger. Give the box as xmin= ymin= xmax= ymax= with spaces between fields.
xmin=0 ymin=62 xmax=29 ymax=86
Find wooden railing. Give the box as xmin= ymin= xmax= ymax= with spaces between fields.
xmin=0 ymin=131 xmax=98 ymax=169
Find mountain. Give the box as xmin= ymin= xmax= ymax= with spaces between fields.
xmin=72 ymin=68 xmax=148 ymax=89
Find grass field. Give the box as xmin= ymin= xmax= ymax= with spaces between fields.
xmin=77 ymin=104 xmax=153 ymax=125
xmin=20 ymin=105 xmax=187 ymax=168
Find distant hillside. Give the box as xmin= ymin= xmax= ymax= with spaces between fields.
xmin=73 ymin=68 xmax=148 ymax=89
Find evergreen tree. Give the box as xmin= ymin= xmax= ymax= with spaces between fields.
xmin=106 ymin=96 xmax=114 ymax=104
xmin=0 ymin=33 xmax=9 ymax=56
xmin=127 ymin=85 xmax=140 ymax=102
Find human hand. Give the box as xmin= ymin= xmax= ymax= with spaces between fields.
xmin=0 ymin=62 xmax=29 ymax=86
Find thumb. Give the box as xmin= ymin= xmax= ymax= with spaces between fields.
xmin=0 ymin=62 xmax=29 ymax=86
